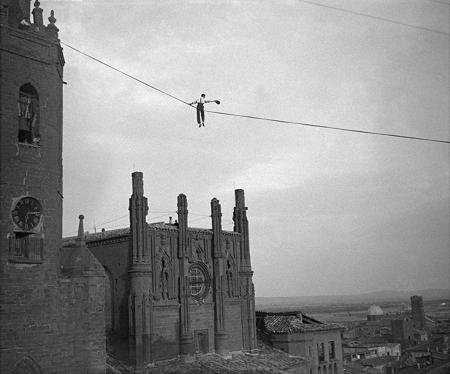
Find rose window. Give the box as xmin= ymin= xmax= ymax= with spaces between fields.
xmin=189 ymin=263 xmax=210 ymax=300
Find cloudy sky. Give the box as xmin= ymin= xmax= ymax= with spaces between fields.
xmin=46 ymin=0 xmax=449 ymax=297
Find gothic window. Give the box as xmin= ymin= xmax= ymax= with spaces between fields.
xmin=226 ymin=259 xmax=234 ymax=297
xmin=18 ymin=84 xmax=40 ymax=145
xmin=160 ymin=258 xmax=169 ymax=300
xmin=329 ymin=341 xmax=336 ymax=359
xmin=189 ymin=263 xmax=210 ymax=301
xmin=318 ymin=342 xmax=325 ymax=362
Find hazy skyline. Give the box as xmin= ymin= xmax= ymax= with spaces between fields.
xmin=47 ymin=0 xmax=449 ymax=297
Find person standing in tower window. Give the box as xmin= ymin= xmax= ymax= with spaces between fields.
xmin=189 ymin=94 xmax=219 ymax=128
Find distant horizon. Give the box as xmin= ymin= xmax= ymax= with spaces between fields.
xmin=256 ymin=287 xmax=450 ymax=299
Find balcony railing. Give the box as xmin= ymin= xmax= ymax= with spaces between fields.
xmin=9 ymin=233 xmax=43 ymax=263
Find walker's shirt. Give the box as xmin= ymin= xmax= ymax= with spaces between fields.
xmin=193 ymin=97 xmax=205 ymax=105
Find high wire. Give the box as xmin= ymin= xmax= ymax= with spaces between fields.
xmin=426 ymin=0 xmax=450 ymax=6
xmin=61 ymin=42 xmax=450 ymax=145
xmin=204 ymin=109 xmax=450 ymax=144
xmin=299 ymin=0 xmax=449 ymax=36
xmin=61 ymin=43 xmax=191 ymax=106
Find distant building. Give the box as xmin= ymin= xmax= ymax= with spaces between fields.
xmin=343 ymin=342 xmax=401 ymax=362
xmin=411 ymin=295 xmax=425 ymax=329
xmin=391 ymin=318 xmax=414 ymax=348
xmin=358 ymin=356 xmax=400 ymax=373
xmin=354 ymin=320 xmax=391 ymax=340
xmin=256 ymin=311 xmax=344 ymax=374
xmin=367 ymin=305 xmax=384 ymax=321
xmin=413 ymin=329 xmax=428 ymax=342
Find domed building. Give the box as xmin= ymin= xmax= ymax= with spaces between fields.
xmin=367 ymin=304 xmax=384 ymax=321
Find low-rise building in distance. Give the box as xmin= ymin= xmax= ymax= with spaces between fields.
xmin=256 ymin=311 xmax=344 ymax=374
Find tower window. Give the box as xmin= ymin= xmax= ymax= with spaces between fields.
xmin=17 ymin=84 xmax=40 ymax=145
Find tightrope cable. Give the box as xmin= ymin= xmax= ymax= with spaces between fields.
xmin=204 ymin=109 xmax=450 ymax=144
xmin=299 ymin=0 xmax=449 ymax=36
xmin=62 ymin=42 xmax=450 ymax=145
xmin=61 ymin=42 xmax=191 ymax=106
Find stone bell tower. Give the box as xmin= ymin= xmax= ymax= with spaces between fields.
xmin=0 ymin=0 xmax=69 ymax=372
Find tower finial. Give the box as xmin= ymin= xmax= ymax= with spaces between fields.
xmin=131 ymin=172 xmax=144 ymax=197
xmin=47 ymin=9 xmax=59 ymax=33
xmin=76 ymin=214 xmax=85 ymax=243
xmin=48 ymin=9 xmax=56 ymax=24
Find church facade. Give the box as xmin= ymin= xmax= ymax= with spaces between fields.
xmin=67 ymin=172 xmax=258 ymax=369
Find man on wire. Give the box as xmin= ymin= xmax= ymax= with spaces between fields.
xmin=189 ymin=94 xmax=220 ymax=127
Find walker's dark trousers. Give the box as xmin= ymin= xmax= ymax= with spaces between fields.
xmin=197 ymin=103 xmax=205 ymax=124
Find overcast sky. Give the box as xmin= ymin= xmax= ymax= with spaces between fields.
xmin=47 ymin=0 xmax=449 ymax=297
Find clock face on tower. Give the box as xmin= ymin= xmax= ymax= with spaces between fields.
xmin=11 ymin=197 xmax=43 ymax=231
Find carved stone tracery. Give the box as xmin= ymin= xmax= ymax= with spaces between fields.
xmin=154 ymin=234 xmax=176 ymax=301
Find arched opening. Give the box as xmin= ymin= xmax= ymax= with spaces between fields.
xmin=18 ymin=83 xmax=40 ymax=145
xmin=11 ymin=356 xmax=42 ymax=374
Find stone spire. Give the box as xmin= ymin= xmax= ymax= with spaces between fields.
xmin=46 ymin=9 xmax=59 ymax=38
xmin=76 ymin=214 xmax=85 ymax=245
xmin=129 ymin=172 xmax=149 ymax=263
xmin=211 ymin=197 xmax=226 ymax=354
xmin=177 ymin=194 xmax=188 ymax=258
xmin=177 ymin=193 xmax=194 ymax=354
xmin=61 ymin=215 xmax=104 ymax=277
xmin=211 ymin=198 xmax=223 ymax=258
xmin=233 ymin=189 xmax=250 ymax=267
xmin=233 ymin=189 xmax=257 ymax=351
xmin=127 ymin=172 xmax=152 ymax=368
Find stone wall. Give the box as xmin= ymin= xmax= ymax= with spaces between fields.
xmin=224 ymin=300 xmax=244 ymax=351
xmin=151 ymin=305 xmax=180 ymax=360
xmin=0 ymin=3 xmax=107 ymax=372
xmin=271 ymin=329 xmax=344 ymax=374
xmin=79 ymin=177 xmax=257 ymax=370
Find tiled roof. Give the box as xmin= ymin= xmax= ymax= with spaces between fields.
xmin=64 ymin=223 xmax=238 ymax=246
xmin=259 ymin=311 xmax=343 ymax=334
xmin=107 ymin=344 xmax=307 ymax=374
xmin=360 ymin=356 xmax=399 ymax=368
xmin=63 ymin=227 xmax=130 ymax=245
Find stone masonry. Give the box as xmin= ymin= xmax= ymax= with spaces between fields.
xmin=65 ymin=172 xmax=258 ymax=372
xmin=0 ymin=1 xmax=106 ymax=373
